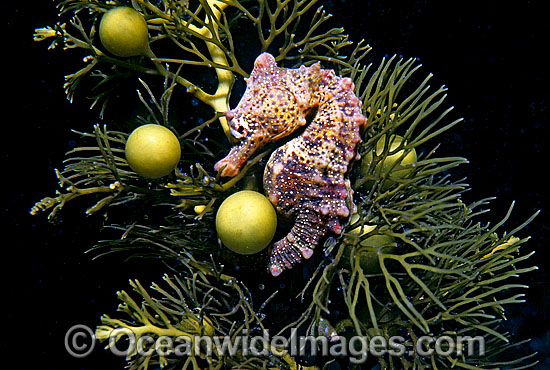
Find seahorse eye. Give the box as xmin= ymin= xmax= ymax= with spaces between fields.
xmin=229 ymin=117 xmax=250 ymax=140
xmin=229 ymin=126 xmax=243 ymax=140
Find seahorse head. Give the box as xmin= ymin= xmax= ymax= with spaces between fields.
xmin=215 ymin=53 xmax=319 ymax=177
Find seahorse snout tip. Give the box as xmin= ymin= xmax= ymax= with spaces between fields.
xmin=214 ymin=159 xmax=239 ymax=177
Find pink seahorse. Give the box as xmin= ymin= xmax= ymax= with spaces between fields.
xmin=215 ymin=53 xmax=366 ymax=276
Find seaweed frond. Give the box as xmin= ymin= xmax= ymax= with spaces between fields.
xmin=287 ymin=55 xmax=539 ymax=370
xmin=96 ymin=269 xmax=317 ymax=370
xmin=30 ymin=124 xmax=139 ymax=219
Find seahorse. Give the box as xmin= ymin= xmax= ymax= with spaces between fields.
xmin=214 ymin=53 xmax=366 ymax=276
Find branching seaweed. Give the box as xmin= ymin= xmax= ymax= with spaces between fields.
xmin=34 ymin=0 xmax=356 ymax=140
xmin=30 ymin=124 xmax=137 ymax=219
xmin=287 ymin=56 xmax=539 ymax=369
xmin=29 ymin=76 xmax=267 ymax=221
xmin=96 ymin=267 xmax=319 ymax=370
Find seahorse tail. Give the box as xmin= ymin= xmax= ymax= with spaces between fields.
xmin=268 ymin=211 xmax=327 ymax=276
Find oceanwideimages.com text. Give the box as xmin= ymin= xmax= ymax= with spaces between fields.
xmin=65 ymin=325 xmax=485 ymax=363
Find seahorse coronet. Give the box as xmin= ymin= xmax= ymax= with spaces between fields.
xmin=215 ymin=52 xmax=367 ymax=276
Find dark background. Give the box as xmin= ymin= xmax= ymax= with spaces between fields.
xmin=3 ymin=1 xmax=548 ymax=369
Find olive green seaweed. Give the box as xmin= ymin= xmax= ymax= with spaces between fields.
xmin=95 ymin=267 xmax=319 ymax=370
xmin=33 ymin=0 xmax=353 ymax=138
xmin=32 ymin=1 xmax=539 ymax=369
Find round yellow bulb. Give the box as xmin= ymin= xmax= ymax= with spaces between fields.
xmin=360 ymin=134 xmax=417 ymax=179
xmin=216 ymin=190 xmax=277 ymax=255
xmin=343 ymin=214 xmax=396 ymax=273
xmin=99 ymin=7 xmax=149 ymax=57
xmin=125 ymin=124 xmax=181 ymax=179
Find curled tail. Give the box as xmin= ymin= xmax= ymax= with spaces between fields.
xmin=268 ymin=211 xmax=330 ymax=276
